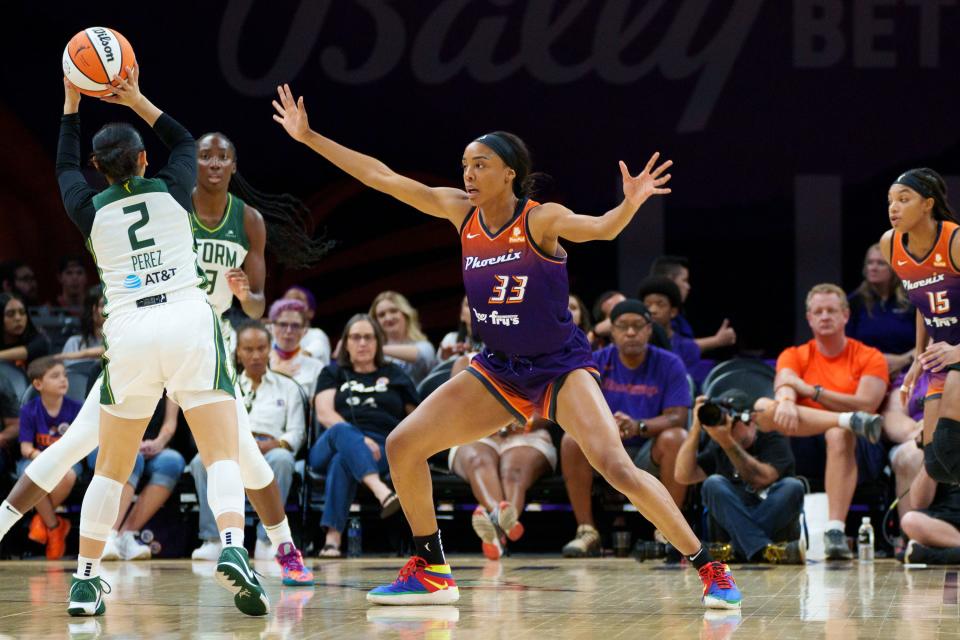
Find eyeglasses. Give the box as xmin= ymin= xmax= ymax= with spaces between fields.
xmin=348 ymin=333 xmax=376 ymax=343
xmin=612 ymin=321 xmax=648 ymax=333
xmin=274 ymin=322 xmax=304 ymax=332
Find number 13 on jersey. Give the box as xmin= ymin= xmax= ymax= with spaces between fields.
xmin=928 ymin=290 xmax=951 ymax=314
xmin=489 ymin=275 xmax=528 ymax=304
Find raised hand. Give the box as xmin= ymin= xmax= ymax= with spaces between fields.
xmin=272 ymin=84 xmax=311 ymax=143
xmin=99 ymin=65 xmax=143 ymax=108
xmin=63 ymin=77 xmax=81 ymax=114
xmin=620 ymin=152 xmax=673 ymax=208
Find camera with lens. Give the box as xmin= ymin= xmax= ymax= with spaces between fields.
xmin=696 ymin=397 xmax=752 ymax=427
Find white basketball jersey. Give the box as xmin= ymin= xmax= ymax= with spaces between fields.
xmin=90 ymin=176 xmax=204 ymax=315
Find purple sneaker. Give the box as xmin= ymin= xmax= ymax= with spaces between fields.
xmin=276 ymin=542 xmax=314 ymax=586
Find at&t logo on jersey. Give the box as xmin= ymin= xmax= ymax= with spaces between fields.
xmin=464 ymin=251 xmax=521 ymax=270
xmin=123 ymin=274 xmax=142 ymax=289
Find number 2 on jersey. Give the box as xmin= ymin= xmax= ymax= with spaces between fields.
xmin=123 ymin=202 xmax=156 ymax=251
xmin=489 ymin=275 xmax=528 ymax=304
xmin=928 ymin=290 xmax=951 ymax=314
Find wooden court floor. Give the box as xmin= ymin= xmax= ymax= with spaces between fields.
xmin=0 ymin=557 xmax=957 ymax=639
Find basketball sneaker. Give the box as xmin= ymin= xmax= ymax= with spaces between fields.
xmin=707 ymin=542 xmax=735 ymax=564
xmin=824 ymin=529 xmax=853 ymax=560
xmin=471 ymin=506 xmax=502 ymax=560
xmin=67 ymin=576 xmax=111 ymax=617
xmin=46 ymin=516 xmax=72 ymax=560
xmin=698 ymin=562 xmax=742 ymax=610
xmin=101 ymin=532 xmax=121 ymax=561
xmin=366 ymin=556 xmax=459 ymax=605
xmin=215 ymin=546 xmax=270 ymax=616
xmin=276 ymin=542 xmax=314 ymax=586
xmin=849 ymin=412 xmax=884 ymax=444
xmin=28 ymin=513 xmax=48 ymax=544
xmin=763 ymin=540 xmax=805 ymax=565
xmin=495 ymin=501 xmax=524 ymax=542
xmin=116 ymin=531 xmax=151 ymax=561
xmin=562 ymin=524 xmax=601 ymax=557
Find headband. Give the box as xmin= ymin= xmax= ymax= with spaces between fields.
xmin=895 ymin=173 xmax=935 ymax=200
xmin=475 ymin=133 xmax=520 ymax=173
xmin=609 ymin=299 xmax=652 ymax=324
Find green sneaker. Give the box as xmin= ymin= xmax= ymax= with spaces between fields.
xmin=67 ymin=576 xmax=111 ymax=617
xmin=215 ymin=546 xmax=270 ymax=616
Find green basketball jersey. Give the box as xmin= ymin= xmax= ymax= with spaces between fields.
xmin=191 ymin=193 xmax=250 ymax=315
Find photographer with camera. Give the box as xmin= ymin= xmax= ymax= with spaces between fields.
xmin=676 ymin=390 xmax=805 ymax=564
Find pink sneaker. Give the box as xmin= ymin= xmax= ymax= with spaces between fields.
xmin=276 ymin=542 xmax=314 ymax=586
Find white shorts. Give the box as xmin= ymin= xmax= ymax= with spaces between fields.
xmin=101 ymin=290 xmax=234 ymax=415
xmin=448 ymin=429 xmax=557 ymax=472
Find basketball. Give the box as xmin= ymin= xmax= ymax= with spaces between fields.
xmin=62 ymin=27 xmax=136 ymax=97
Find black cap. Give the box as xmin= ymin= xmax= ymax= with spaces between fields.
xmin=609 ymin=298 xmax=652 ymax=324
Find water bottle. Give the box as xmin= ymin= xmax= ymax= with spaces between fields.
xmin=857 ymin=516 xmax=875 ymax=561
xmin=347 ymin=517 xmax=362 ymax=558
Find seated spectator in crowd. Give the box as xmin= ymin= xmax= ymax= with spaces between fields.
xmin=309 ymin=314 xmax=416 ymax=557
xmin=847 ymin=243 xmax=915 ymax=375
xmin=191 ymin=321 xmax=306 ymax=560
xmin=0 ymin=375 xmax=18 ymax=481
xmin=437 ymin=295 xmax=479 ymax=361
xmin=281 ymin=285 xmax=331 ymax=364
xmin=268 ymin=298 xmax=324 ymax=397
xmin=449 ymin=418 xmax=557 ymax=560
xmin=650 ymin=255 xmax=736 ymax=353
xmin=884 ymin=372 xmax=927 ymax=521
xmin=0 ymin=261 xmax=41 ymax=308
xmin=54 ymin=256 xmax=87 ymax=317
xmin=569 ymin=293 xmax=592 ymax=337
xmin=58 ymin=285 xmax=104 ymax=364
xmin=752 ymin=283 xmax=888 ymax=560
xmin=637 ymin=276 xmax=701 ymax=373
xmin=676 ymin=391 xmax=805 ymax=564
xmin=101 ymin=396 xmax=186 ymax=561
xmin=370 ymin=291 xmax=436 ymax=384
xmin=0 ymin=293 xmax=50 ymax=370
xmin=900 ymin=465 xmax=960 ymax=564
xmin=561 ymin=299 xmax=689 ymax=557
xmin=588 ymin=290 xmax=625 ymax=348
xmin=18 ymin=357 xmax=81 ymax=559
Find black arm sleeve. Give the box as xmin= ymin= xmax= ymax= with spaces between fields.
xmin=55 ymin=114 xmax=98 ymax=237
xmin=152 ymin=113 xmax=196 ymax=212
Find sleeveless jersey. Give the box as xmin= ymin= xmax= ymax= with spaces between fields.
xmin=461 ymin=198 xmax=578 ymax=357
xmin=89 ymin=176 xmax=204 ymax=316
xmin=891 ymin=220 xmax=960 ymax=345
xmin=191 ymin=193 xmax=250 ymax=315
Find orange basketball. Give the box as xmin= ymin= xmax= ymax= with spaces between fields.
xmin=62 ymin=27 xmax=136 ymax=97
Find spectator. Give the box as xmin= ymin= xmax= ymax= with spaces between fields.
xmin=267 ymin=298 xmax=324 ymax=397
xmin=675 ymin=391 xmax=805 ymax=564
xmin=58 ymin=285 xmax=105 ymax=364
xmin=0 ymin=375 xmax=18 ymax=481
xmin=370 ymin=291 xmax=436 ymax=384
xmin=900 ymin=465 xmax=960 ymax=564
xmin=637 ymin=276 xmax=701 ymax=373
xmin=0 ymin=261 xmax=41 ymax=307
xmin=449 ymin=418 xmax=557 ymax=560
xmin=54 ymin=256 xmax=87 ymax=317
xmin=588 ymin=290 xmax=625 ymax=348
xmin=437 ymin=295 xmax=478 ymax=361
xmin=18 ymin=357 xmax=81 ymax=559
xmin=752 ymin=283 xmax=888 ymax=560
xmin=191 ymin=321 xmax=306 ymax=560
xmin=101 ymin=396 xmax=186 ymax=561
xmin=309 ymin=314 xmax=416 ymax=557
xmin=561 ymin=299 xmax=689 ymax=557
xmin=282 ymin=285 xmax=332 ymax=364
xmin=847 ymin=243 xmax=915 ymax=375
xmin=569 ymin=293 xmax=592 ymax=336
xmin=0 ymin=293 xmax=50 ymax=370
xmin=650 ymin=255 xmax=736 ymax=353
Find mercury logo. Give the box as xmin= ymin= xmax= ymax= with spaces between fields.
xmin=91 ymin=28 xmax=115 ymax=63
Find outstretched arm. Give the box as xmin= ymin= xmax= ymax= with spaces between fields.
xmin=272 ymin=84 xmax=470 ymax=225
xmin=528 ymin=153 xmax=672 ymax=244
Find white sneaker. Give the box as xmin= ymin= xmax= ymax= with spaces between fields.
xmin=101 ymin=532 xmax=121 ymax=561
xmin=191 ymin=540 xmax=222 ymax=561
xmin=254 ymin=538 xmax=275 ymax=561
xmin=117 ymin=531 xmax=151 ymax=561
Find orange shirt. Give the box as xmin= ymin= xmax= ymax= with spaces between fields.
xmin=776 ymin=338 xmax=888 ymax=409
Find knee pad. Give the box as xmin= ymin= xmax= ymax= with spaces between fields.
xmin=931 ymin=419 xmax=960 ymax=482
xmin=238 ymin=423 xmax=275 ymax=490
xmin=79 ymin=475 xmax=124 ymax=542
xmin=206 ymin=459 xmax=245 ymax=519
xmin=924 ymin=443 xmax=955 ymax=484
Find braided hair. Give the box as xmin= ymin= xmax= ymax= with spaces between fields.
xmin=198 ymin=132 xmax=334 ymax=269
xmin=894 ymin=168 xmax=958 ymax=224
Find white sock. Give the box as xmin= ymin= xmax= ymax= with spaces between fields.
xmin=0 ymin=500 xmax=23 ymax=539
xmin=264 ymin=517 xmax=293 ymax=548
xmin=75 ymin=554 xmax=101 ymax=580
xmin=826 ymin=520 xmax=846 ymax=533
xmin=838 ymin=412 xmax=853 ymax=428
xmin=221 ymin=527 xmax=244 ymax=549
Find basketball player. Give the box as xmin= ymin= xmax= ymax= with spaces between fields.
xmin=882 ymin=169 xmax=960 ymax=483
xmin=54 ymin=67 xmax=267 ymax=617
xmin=272 ymin=84 xmax=741 ymax=609
xmin=0 ymin=137 xmax=321 ymax=586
